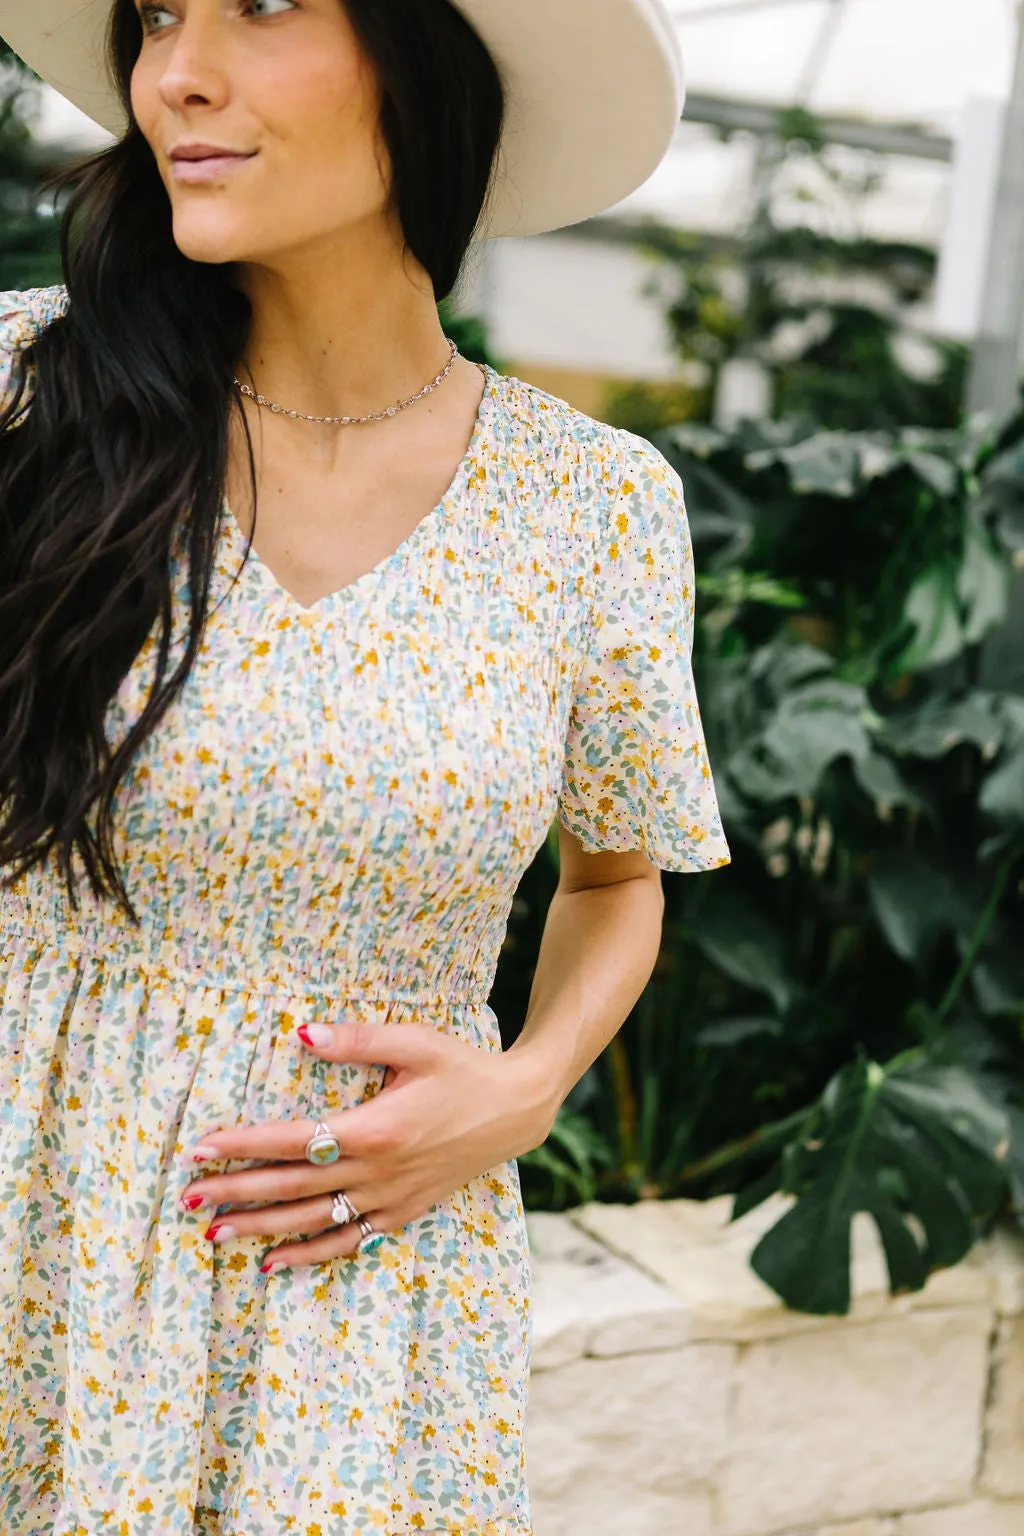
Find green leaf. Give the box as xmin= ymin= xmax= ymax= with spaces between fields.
xmin=852 ymin=751 xmax=919 ymax=816
xmin=764 ymin=717 xmax=868 ymax=794
xmin=957 ymin=516 xmax=1011 ymax=646
xmin=996 ymin=695 xmax=1024 ymax=750
xmin=972 ymin=938 xmax=1024 ymax=1015
xmin=747 ymin=432 xmax=863 ymax=497
xmin=884 ymin=1063 xmax=1009 ymax=1164
xmin=697 ymin=1016 xmax=783 ymax=1048
xmin=697 ymin=571 xmax=806 ymax=610
xmin=904 ymin=449 xmax=959 ymax=498
xmin=874 ymin=1109 xmax=973 ymax=1268
xmin=748 ymin=1057 xmax=1009 ymax=1315
xmin=749 ymin=640 xmax=834 ymax=699
xmin=547 ymin=1109 xmax=614 ymax=1172
xmin=519 ymin=1144 xmax=591 ymax=1207
xmin=521 ymin=1109 xmax=614 ymax=1207
xmin=897 ymin=568 xmax=966 ymax=673
xmin=734 ymin=677 xmax=873 ymax=800
xmin=726 ymin=748 xmax=791 ymax=805
xmin=1003 ymin=1103 xmax=1024 ymax=1222
xmin=880 ymin=696 xmax=1003 ymax=760
xmin=661 ymin=422 xmax=729 ymax=459
xmin=980 ymin=752 xmax=1024 ymax=827
xmin=732 ymin=1161 xmax=782 ymax=1221
xmin=867 ymin=851 xmax=961 ymax=965
xmin=692 ymin=908 xmax=795 ymax=1015
xmin=783 ymin=678 xmax=869 ymax=714
xmin=751 ymin=1185 xmax=854 ymax=1315
xmin=868 ymin=1190 xmax=931 ymax=1292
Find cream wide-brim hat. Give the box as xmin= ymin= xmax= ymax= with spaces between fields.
xmin=0 ymin=0 xmax=684 ymax=240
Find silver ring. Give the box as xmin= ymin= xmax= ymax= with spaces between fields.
xmin=358 ymin=1216 xmax=385 ymax=1254
xmin=304 ymin=1120 xmax=341 ymax=1166
xmin=331 ymin=1191 xmax=359 ymax=1226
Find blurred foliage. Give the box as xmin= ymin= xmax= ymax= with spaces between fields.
xmin=603 ymin=123 xmax=968 ymax=436
xmin=601 ymin=376 xmax=700 ymax=442
xmin=437 ymin=301 xmax=499 ymax=369
xmin=497 ymin=410 xmax=1024 ymax=1314
xmin=500 ymin=125 xmax=1024 ymax=1319
xmin=0 ymin=44 xmax=63 ymax=289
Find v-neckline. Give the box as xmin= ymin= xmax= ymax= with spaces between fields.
xmin=220 ymin=361 xmax=498 ymax=616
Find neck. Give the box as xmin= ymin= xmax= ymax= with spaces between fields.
xmin=232 ymin=215 xmax=449 ymax=420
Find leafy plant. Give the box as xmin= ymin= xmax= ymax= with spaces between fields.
xmin=500 ymin=404 xmax=1024 ymax=1316
xmin=0 ymin=45 xmax=63 ymax=289
xmin=437 ymin=299 xmax=499 ymax=368
xmin=622 ymin=120 xmax=967 ymax=432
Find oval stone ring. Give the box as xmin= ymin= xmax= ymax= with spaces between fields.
xmin=304 ymin=1120 xmax=341 ymax=1166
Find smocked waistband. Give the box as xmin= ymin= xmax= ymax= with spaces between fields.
xmin=0 ymin=885 xmax=493 ymax=1009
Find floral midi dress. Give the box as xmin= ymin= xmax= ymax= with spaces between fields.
xmin=0 ymin=283 xmax=730 ymax=1536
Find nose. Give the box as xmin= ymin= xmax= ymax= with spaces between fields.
xmin=155 ymin=12 xmax=232 ymax=118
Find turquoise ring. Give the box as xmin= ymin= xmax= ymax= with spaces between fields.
xmin=304 ymin=1120 xmax=341 ymax=1166
xmin=358 ymin=1216 xmax=385 ymax=1254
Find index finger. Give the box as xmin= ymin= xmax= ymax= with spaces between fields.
xmin=188 ymin=1102 xmax=374 ymax=1166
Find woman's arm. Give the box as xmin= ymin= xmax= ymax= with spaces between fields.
xmin=505 ymin=824 xmax=665 ymax=1129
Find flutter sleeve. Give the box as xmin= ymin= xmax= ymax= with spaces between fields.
xmin=557 ymin=429 xmax=731 ymax=874
xmin=0 ymin=283 xmax=70 ymax=424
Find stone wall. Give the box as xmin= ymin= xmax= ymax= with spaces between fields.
xmin=523 ymin=1193 xmax=1024 ymax=1536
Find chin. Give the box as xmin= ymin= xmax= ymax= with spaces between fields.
xmin=170 ymin=215 xmax=262 ymax=268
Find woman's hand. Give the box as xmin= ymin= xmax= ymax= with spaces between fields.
xmin=179 ymin=1021 xmax=557 ymax=1271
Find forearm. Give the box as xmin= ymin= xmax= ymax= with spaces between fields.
xmin=504 ymin=868 xmax=665 ymax=1136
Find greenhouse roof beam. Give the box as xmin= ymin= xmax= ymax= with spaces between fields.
xmin=795 ymin=0 xmax=847 ymax=105
xmin=683 ymin=91 xmax=953 ymax=162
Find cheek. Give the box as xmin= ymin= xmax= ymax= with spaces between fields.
xmin=129 ymin=57 xmax=160 ymax=146
xmin=257 ymin=53 xmax=390 ymax=210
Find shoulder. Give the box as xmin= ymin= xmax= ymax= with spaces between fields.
xmin=0 ymin=283 xmax=70 ymax=423
xmin=0 ymin=282 xmax=70 ymax=341
xmin=489 ymin=366 xmax=681 ymax=509
xmin=489 ymin=368 xmax=635 ymax=488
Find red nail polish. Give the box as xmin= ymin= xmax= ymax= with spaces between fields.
xmin=181 ymin=1192 xmax=205 ymax=1211
xmin=260 ymin=1259 xmax=280 ymax=1274
xmin=297 ymin=1024 xmax=313 ymax=1046
xmin=204 ymin=1222 xmax=224 ymax=1241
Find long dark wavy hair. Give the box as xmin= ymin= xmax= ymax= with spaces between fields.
xmin=0 ymin=0 xmax=505 ymax=922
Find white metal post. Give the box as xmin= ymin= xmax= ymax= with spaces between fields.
xmin=967 ymin=3 xmax=1024 ymax=421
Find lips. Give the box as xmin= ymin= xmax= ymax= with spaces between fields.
xmin=170 ymin=144 xmax=255 ymax=161
xmin=170 ymin=151 xmax=256 ymax=184
xmin=171 ymin=151 xmax=255 ymax=162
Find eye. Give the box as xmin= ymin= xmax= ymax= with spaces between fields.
xmin=138 ymin=0 xmax=296 ymax=34
xmin=138 ymin=2 xmax=175 ymax=34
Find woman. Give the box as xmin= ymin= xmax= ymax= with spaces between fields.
xmin=0 ymin=0 xmax=730 ymax=1530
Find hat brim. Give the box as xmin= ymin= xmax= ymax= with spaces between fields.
xmin=0 ymin=0 xmax=684 ymax=239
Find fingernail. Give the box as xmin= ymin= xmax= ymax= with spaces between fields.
xmin=260 ymin=1259 xmax=284 ymax=1275
xmin=191 ymin=1144 xmax=219 ymax=1163
xmin=298 ymin=1023 xmax=334 ymax=1049
xmin=181 ymin=1191 xmax=206 ymax=1212
xmin=205 ymin=1222 xmax=238 ymax=1242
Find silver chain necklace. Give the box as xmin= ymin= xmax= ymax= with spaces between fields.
xmin=232 ymin=337 xmax=460 ymax=426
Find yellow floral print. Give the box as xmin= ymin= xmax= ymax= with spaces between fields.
xmin=0 ymin=284 xmax=729 ymax=1536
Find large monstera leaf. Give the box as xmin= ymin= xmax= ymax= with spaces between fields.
xmin=726 ymin=674 xmax=874 ymax=803
xmin=733 ymin=1054 xmax=1010 ymax=1315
